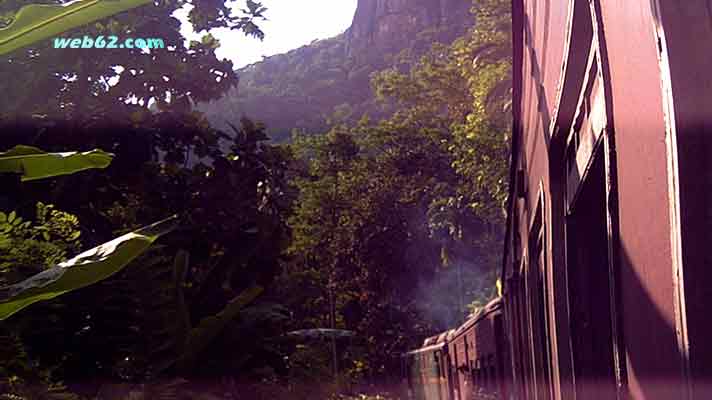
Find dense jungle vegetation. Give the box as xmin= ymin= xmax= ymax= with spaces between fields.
xmin=0 ymin=0 xmax=511 ymax=399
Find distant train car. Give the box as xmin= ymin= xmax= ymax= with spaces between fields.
xmin=404 ymin=298 xmax=509 ymax=400
xmin=448 ymin=298 xmax=509 ymax=400
xmin=403 ymin=330 xmax=456 ymax=400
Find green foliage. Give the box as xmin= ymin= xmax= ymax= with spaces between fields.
xmin=0 ymin=1 xmax=267 ymax=120
xmin=0 ymin=114 xmax=293 ymax=387
xmin=0 ymin=0 xmax=279 ymax=397
xmin=282 ymin=0 xmax=512 ymax=381
xmin=370 ymin=0 xmax=512 ymax=224
xmin=188 ymin=0 xmax=267 ymax=39
xmin=0 ymin=146 xmax=113 ymax=182
xmin=286 ymin=344 xmax=333 ymax=383
xmin=0 ymin=203 xmax=81 ymax=285
xmin=0 ymin=0 xmax=152 ymax=55
xmin=175 ymin=285 xmax=264 ymax=371
xmin=0 ymin=328 xmax=80 ymax=400
xmin=448 ymin=0 xmax=512 ymax=222
xmin=69 ymin=245 xmax=274 ymax=384
xmin=90 ymin=248 xmax=194 ymax=381
xmin=0 ymin=140 xmax=178 ymax=322
xmin=0 ymin=214 xmax=178 ymax=320
xmin=286 ymin=122 xmax=449 ymax=376
xmin=76 ymin=248 xmax=271 ymax=383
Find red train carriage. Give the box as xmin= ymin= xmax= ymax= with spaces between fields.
xmin=404 ymin=298 xmax=510 ymax=400
xmin=502 ymin=0 xmax=712 ymax=399
xmin=449 ymin=298 xmax=510 ymax=400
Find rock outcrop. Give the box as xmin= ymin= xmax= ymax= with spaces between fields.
xmin=346 ymin=0 xmax=471 ymax=55
xmin=198 ymin=0 xmax=473 ymax=142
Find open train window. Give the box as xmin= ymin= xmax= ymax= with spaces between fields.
xmin=565 ymin=36 xmax=607 ymax=211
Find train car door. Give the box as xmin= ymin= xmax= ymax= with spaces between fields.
xmin=563 ymin=32 xmax=622 ymax=399
xmin=565 ymin=146 xmax=617 ymax=400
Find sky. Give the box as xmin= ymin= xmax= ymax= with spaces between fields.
xmin=175 ymin=1 xmax=359 ymax=69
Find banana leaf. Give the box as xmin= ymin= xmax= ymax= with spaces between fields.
xmin=0 ymin=145 xmax=113 ymax=181
xmin=176 ymin=285 xmax=264 ymax=370
xmin=0 ymin=0 xmax=153 ymax=55
xmin=0 ymin=214 xmax=179 ymax=320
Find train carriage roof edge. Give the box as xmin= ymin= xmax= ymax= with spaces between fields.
xmin=501 ymin=0 xmax=524 ymax=293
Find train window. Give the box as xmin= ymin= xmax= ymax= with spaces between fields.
xmin=527 ymin=188 xmax=554 ymax=400
xmin=434 ymin=352 xmax=441 ymax=377
xmin=566 ymin=38 xmax=605 ymax=211
xmin=473 ymin=359 xmax=482 ymax=387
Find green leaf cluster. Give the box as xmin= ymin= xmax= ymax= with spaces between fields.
xmin=0 ymin=203 xmax=81 ymax=284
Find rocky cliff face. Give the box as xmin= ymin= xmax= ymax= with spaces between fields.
xmin=346 ymin=0 xmax=471 ymax=55
xmin=199 ymin=0 xmax=473 ymax=141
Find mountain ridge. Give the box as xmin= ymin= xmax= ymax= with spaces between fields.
xmin=199 ymin=0 xmax=474 ymax=141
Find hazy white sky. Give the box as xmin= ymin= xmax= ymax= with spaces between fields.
xmin=176 ymin=1 xmax=359 ymax=69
